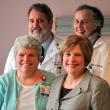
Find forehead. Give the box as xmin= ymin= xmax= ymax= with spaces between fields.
xmin=28 ymin=9 xmax=47 ymax=19
xmin=74 ymin=10 xmax=93 ymax=20
xmin=17 ymin=47 xmax=36 ymax=53
xmin=65 ymin=44 xmax=82 ymax=53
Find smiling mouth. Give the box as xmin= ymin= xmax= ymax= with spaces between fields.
xmin=33 ymin=28 xmax=41 ymax=33
xmin=77 ymin=30 xmax=85 ymax=34
xmin=22 ymin=63 xmax=32 ymax=66
xmin=67 ymin=63 xmax=79 ymax=67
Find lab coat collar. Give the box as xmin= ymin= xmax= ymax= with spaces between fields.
xmin=42 ymin=34 xmax=54 ymax=56
xmin=93 ymin=37 xmax=103 ymax=48
xmin=41 ymin=38 xmax=60 ymax=64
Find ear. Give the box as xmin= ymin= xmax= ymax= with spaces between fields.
xmin=50 ymin=19 xmax=53 ymax=25
xmin=95 ymin=26 xmax=101 ymax=33
xmin=49 ymin=20 xmax=53 ymax=29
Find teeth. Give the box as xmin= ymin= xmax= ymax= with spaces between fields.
xmin=67 ymin=63 xmax=78 ymax=66
xmin=34 ymin=28 xmax=39 ymax=31
xmin=78 ymin=31 xmax=84 ymax=33
xmin=33 ymin=27 xmax=41 ymax=31
xmin=33 ymin=29 xmax=41 ymax=34
xmin=33 ymin=29 xmax=40 ymax=32
xmin=22 ymin=63 xmax=31 ymax=65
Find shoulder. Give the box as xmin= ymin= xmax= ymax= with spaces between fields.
xmin=40 ymin=69 xmax=56 ymax=84
xmin=94 ymin=37 xmax=110 ymax=54
xmin=80 ymin=70 xmax=109 ymax=91
xmin=96 ymin=37 xmax=110 ymax=47
xmin=54 ymin=35 xmax=63 ymax=42
xmin=53 ymin=35 xmax=64 ymax=48
xmin=90 ymin=73 xmax=109 ymax=90
xmin=52 ymin=73 xmax=66 ymax=85
xmin=0 ymin=69 xmax=16 ymax=86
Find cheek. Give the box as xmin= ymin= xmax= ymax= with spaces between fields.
xmin=86 ymin=24 xmax=96 ymax=33
xmin=41 ymin=25 xmax=48 ymax=31
xmin=41 ymin=22 xmax=50 ymax=29
xmin=16 ymin=58 xmax=22 ymax=63
xmin=15 ymin=56 xmax=20 ymax=62
xmin=28 ymin=24 xmax=32 ymax=30
xmin=62 ymin=56 xmax=65 ymax=64
xmin=28 ymin=23 xmax=33 ymax=30
xmin=62 ymin=57 xmax=68 ymax=67
xmin=73 ymin=24 xmax=77 ymax=31
xmin=33 ymin=58 xmax=39 ymax=65
xmin=80 ymin=58 xmax=85 ymax=67
xmin=15 ymin=58 xmax=21 ymax=67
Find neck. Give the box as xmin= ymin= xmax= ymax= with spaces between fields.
xmin=16 ymin=69 xmax=43 ymax=86
xmin=63 ymin=72 xmax=85 ymax=89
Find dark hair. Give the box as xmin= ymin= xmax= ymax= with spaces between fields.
xmin=60 ymin=35 xmax=93 ymax=67
xmin=28 ymin=3 xmax=53 ymax=22
xmin=75 ymin=4 xmax=104 ymax=34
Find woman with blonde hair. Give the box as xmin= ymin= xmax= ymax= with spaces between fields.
xmin=46 ymin=35 xmax=110 ymax=110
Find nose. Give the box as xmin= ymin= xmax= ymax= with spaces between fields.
xmin=69 ymin=54 xmax=76 ymax=62
xmin=77 ymin=21 xmax=83 ymax=28
xmin=33 ymin=20 xmax=40 ymax=27
xmin=23 ymin=55 xmax=29 ymax=61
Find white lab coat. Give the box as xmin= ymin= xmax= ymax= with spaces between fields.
xmin=38 ymin=36 xmax=64 ymax=76
xmin=88 ymin=37 xmax=110 ymax=84
xmin=4 ymin=36 xmax=64 ymax=76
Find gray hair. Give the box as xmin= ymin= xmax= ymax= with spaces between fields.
xmin=75 ymin=4 xmax=104 ymax=34
xmin=13 ymin=35 xmax=42 ymax=61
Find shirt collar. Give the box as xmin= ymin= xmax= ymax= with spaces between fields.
xmin=42 ymin=34 xmax=54 ymax=56
xmin=88 ymin=32 xmax=98 ymax=44
xmin=88 ymin=32 xmax=100 ymax=45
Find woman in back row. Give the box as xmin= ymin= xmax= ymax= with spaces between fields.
xmin=73 ymin=4 xmax=110 ymax=84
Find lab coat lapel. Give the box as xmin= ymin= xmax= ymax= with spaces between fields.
xmin=42 ymin=39 xmax=59 ymax=64
xmin=93 ymin=37 xmax=103 ymax=48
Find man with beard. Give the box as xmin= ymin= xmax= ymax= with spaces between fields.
xmin=4 ymin=3 xmax=63 ymax=76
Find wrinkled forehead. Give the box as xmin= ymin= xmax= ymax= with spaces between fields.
xmin=74 ymin=10 xmax=94 ymax=20
xmin=28 ymin=9 xmax=48 ymax=19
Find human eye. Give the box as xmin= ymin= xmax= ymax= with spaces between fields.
xmin=29 ymin=54 xmax=34 ymax=57
xmin=37 ymin=18 xmax=47 ymax=23
xmin=38 ymin=19 xmax=45 ymax=23
xmin=29 ymin=19 xmax=34 ymax=23
xmin=83 ymin=21 xmax=88 ymax=24
xmin=17 ymin=53 xmax=24 ymax=57
xmin=28 ymin=54 xmax=36 ymax=58
xmin=75 ymin=53 xmax=82 ymax=57
xmin=82 ymin=20 xmax=90 ymax=24
xmin=64 ymin=52 xmax=71 ymax=57
xmin=74 ymin=19 xmax=79 ymax=24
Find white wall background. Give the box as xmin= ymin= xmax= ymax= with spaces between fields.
xmin=0 ymin=0 xmax=110 ymax=74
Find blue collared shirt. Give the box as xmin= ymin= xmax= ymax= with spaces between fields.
xmin=42 ymin=34 xmax=54 ymax=57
